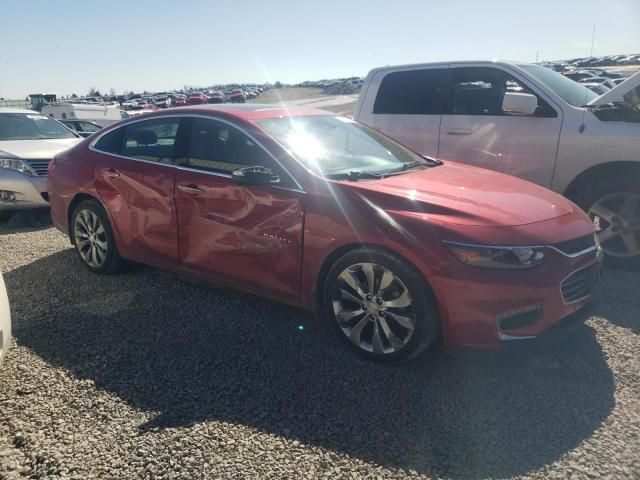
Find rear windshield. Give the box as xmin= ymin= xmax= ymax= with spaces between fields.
xmin=0 ymin=113 xmax=77 ymax=140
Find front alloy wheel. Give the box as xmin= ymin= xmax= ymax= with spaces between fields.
xmin=332 ymin=262 xmax=417 ymax=355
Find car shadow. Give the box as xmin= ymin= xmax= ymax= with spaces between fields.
xmin=0 ymin=209 xmax=52 ymax=234
xmin=6 ymin=249 xmax=616 ymax=478
xmin=591 ymin=269 xmax=640 ymax=334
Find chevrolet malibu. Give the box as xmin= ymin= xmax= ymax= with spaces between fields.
xmin=48 ymin=105 xmax=601 ymax=362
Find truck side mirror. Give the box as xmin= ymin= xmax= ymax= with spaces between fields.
xmin=502 ymin=92 xmax=538 ymax=116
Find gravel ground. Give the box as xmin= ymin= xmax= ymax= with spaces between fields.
xmin=0 ymin=224 xmax=638 ymax=479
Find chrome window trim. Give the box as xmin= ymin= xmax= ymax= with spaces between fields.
xmin=443 ymin=240 xmax=597 ymax=259
xmin=88 ymin=113 xmax=305 ymax=192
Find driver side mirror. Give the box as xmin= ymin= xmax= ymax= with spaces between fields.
xmin=231 ymin=166 xmax=279 ymax=186
xmin=502 ymin=92 xmax=538 ymax=116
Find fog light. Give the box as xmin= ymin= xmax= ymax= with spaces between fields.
xmin=0 ymin=191 xmax=16 ymax=202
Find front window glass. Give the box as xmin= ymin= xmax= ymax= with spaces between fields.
xmin=257 ymin=115 xmax=436 ymax=177
xmin=187 ymin=117 xmax=278 ymax=174
xmin=519 ymin=64 xmax=598 ymax=106
xmin=0 ymin=113 xmax=77 ymax=140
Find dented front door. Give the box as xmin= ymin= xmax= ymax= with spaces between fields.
xmin=174 ymin=169 xmax=305 ymax=299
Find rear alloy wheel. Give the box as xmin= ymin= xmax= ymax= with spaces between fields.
xmin=589 ymin=192 xmax=640 ymax=260
xmin=72 ymin=200 xmax=125 ymax=274
xmin=74 ymin=209 xmax=109 ymax=268
xmin=325 ymin=248 xmax=439 ymax=363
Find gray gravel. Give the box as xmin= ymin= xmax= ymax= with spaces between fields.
xmin=0 ymin=224 xmax=638 ymax=479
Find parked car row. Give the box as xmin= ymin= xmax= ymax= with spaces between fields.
xmin=543 ymin=53 xmax=640 ymax=71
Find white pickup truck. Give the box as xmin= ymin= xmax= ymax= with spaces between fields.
xmin=354 ymin=61 xmax=640 ymax=266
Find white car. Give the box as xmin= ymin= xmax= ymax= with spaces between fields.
xmin=355 ymin=61 xmax=640 ymax=266
xmin=0 ymin=271 xmax=10 ymax=365
xmin=0 ymin=108 xmax=81 ymax=218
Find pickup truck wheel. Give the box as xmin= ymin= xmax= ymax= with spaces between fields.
xmin=323 ymin=247 xmax=439 ymax=363
xmin=576 ymin=174 xmax=640 ymax=268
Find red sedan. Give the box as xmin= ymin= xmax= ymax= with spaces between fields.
xmin=48 ymin=105 xmax=601 ymax=362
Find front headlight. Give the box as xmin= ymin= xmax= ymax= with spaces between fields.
xmin=444 ymin=241 xmax=547 ymax=269
xmin=0 ymin=158 xmax=37 ymax=176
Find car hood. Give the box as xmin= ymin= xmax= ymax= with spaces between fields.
xmin=587 ymin=71 xmax=640 ymax=110
xmin=348 ymin=162 xmax=576 ymax=227
xmin=0 ymin=138 xmax=81 ymax=160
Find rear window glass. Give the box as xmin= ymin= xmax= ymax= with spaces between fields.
xmin=93 ymin=127 xmax=124 ymax=154
xmin=121 ymin=119 xmax=181 ymax=163
xmin=374 ymin=69 xmax=446 ymax=115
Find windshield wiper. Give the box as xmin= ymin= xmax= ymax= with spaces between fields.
xmin=325 ymin=170 xmax=385 ymax=181
xmin=384 ymin=155 xmax=443 ymax=176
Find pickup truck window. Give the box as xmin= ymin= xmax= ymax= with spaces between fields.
xmin=448 ymin=67 xmax=556 ymax=117
xmin=519 ymin=64 xmax=597 ymax=107
xmin=373 ymin=69 xmax=447 ymax=115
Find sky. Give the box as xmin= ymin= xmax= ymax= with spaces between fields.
xmin=1 ymin=0 xmax=639 ymax=99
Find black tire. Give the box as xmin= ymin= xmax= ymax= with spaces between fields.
xmin=572 ymin=173 xmax=640 ymax=270
xmin=71 ymin=199 xmax=126 ymax=274
xmin=323 ymin=247 xmax=439 ymax=364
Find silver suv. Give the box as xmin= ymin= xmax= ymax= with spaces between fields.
xmin=0 ymin=108 xmax=81 ymax=219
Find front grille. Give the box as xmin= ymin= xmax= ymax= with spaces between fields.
xmin=26 ymin=159 xmax=50 ymax=176
xmin=561 ymin=264 xmax=598 ymax=304
xmin=552 ymin=234 xmax=596 ymax=256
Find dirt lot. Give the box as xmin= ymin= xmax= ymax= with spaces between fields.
xmin=0 ymin=223 xmax=638 ymax=479
xmin=249 ymin=88 xmax=358 ymax=116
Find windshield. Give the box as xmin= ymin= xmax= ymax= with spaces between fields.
xmin=519 ymin=64 xmax=598 ymax=107
xmin=257 ymin=115 xmax=435 ymax=177
xmin=0 ymin=113 xmax=77 ymax=141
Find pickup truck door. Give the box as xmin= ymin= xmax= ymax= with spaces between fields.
xmin=437 ymin=65 xmax=563 ymax=187
xmin=357 ymin=66 xmax=448 ymax=158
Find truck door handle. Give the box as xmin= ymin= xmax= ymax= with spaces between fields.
xmin=177 ymin=184 xmax=204 ymax=195
xmin=447 ymin=128 xmax=472 ymax=135
xmin=102 ymin=168 xmax=120 ymax=178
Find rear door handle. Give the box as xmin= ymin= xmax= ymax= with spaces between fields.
xmin=101 ymin=168 xmax=120 ymax=178
xmin=447 ymin=128 xmax=472 ymax=135
xmin=177 ymin=184 xmax=204 ymax=195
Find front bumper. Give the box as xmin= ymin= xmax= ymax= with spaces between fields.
xmin=0 ymin=170 xmax=49 ymax=211
xmin=430 ymin=243 xmax=602 ymax=351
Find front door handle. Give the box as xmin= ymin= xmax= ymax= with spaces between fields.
xmin=177 ymin=184 xmax=204 ymax=195
xmin=102 ymin=168 xmax=120 ymax=178
xmin=447 ymin=128 xmax=472 ymax=135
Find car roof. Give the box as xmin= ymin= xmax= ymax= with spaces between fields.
xmin=150 ymin=104 xmax=331 ymax=121
xmin=0 ymin=107 xmax=40 ymax=114
xmin=366 ymin=59 xmax=533 ymax=75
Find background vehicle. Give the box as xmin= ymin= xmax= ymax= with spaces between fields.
xmin=59 ymin=120 xmax=102 ymax=137
xmin=582 ymin=83 xmax=610 ymax=95
xmin=187 ymin=92 xmax=208 ymax=105
xmin=0 ymin=108 xmax=81 ymax=218
xmin=42 ymin=103 xmax=126 ymax=127
xmin=48 ymin=105 xmax=599 ymax=363
xmin=355 ymin=62 xmax=640 ymax=266
xmin=229 ymin=89 xmax=245 ymax=103
xmin=578 ymin=77 xmax=617 ymax=89
xmin=206 ymin=91 xmax=225 ymax=104
xmin=0 ymin=271 xmax=10 ymax=366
